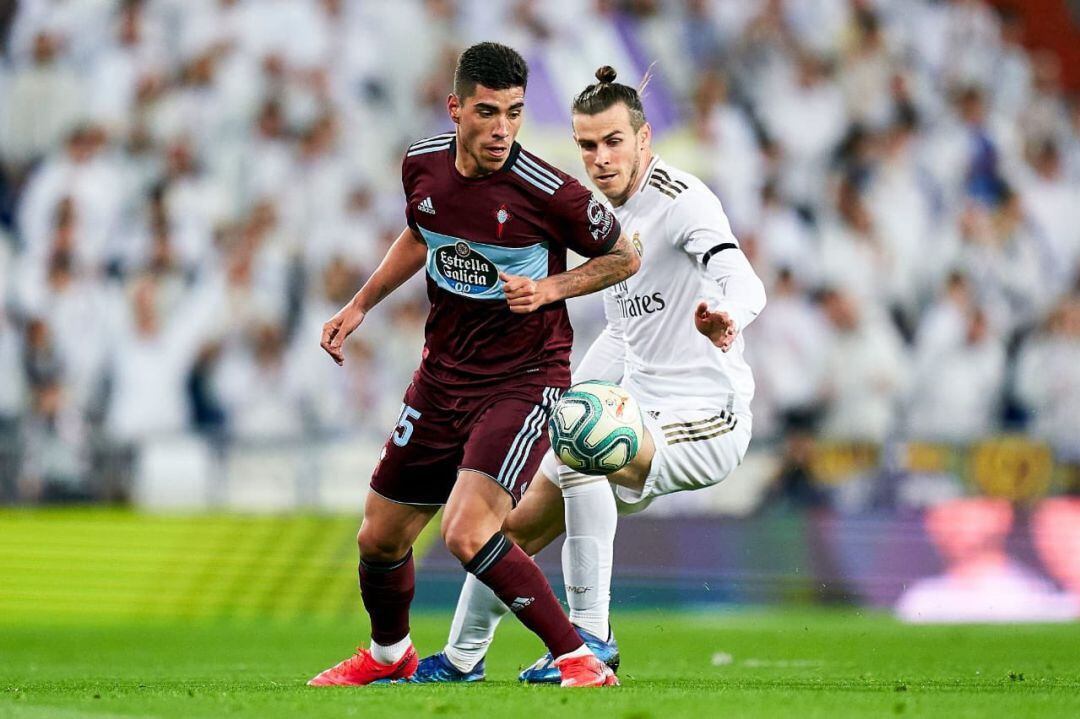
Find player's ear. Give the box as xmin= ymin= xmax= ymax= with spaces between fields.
xmin=639 ymin=122 xmax=652 ymax=148
xmin=447 ymin=94 xmax=461 ymax=124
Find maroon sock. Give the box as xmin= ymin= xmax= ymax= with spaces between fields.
xmin=358 ymin=549 xmax=414 ymax=646
xmin=464 ymin=533 xmax=582 ymax=659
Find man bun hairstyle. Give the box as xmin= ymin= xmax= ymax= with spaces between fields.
xmin=453 ymin=42 xmax=529 ymax=99
xmin=595 ymin=65 xmax=618 ymax=84
xmin=572 ymin=65 xmax=648 ymax=131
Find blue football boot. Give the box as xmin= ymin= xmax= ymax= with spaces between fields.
xmin=404 ymin=652 xmax=486 ymax=683
xmin=518 ymin=626 xmax=619 ymax=684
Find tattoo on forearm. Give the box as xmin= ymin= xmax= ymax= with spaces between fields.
xmin=550 ymin=242 xmax=635 ymax=301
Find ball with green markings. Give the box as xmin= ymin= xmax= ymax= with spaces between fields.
xmin=548 ymin=380 xmax=644 ymax=475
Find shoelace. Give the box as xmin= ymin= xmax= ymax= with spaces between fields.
xmin=332 ymin=647 xmax=373 ymax=674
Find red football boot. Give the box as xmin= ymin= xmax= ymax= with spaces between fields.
xmin=555 ymin=652 xmax=620 ymax=687
xmin=307 ymin=646 xmax=418 ymax=686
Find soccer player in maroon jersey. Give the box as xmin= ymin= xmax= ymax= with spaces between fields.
xmin=307 ymin=43 xmax=639 ymax=688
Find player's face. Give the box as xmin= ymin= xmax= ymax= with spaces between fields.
xmin=448 ymin=84 xmax=525 ymax=176
xmin=573 ymin=104 xmax=651 ymax=206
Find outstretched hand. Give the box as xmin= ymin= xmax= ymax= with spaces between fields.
xmin=695 ymin=302 xmax=737 ymax=352
xmin=500 ymin=272 xmax=552 ymax=314
xmin=321 ymin=303 xmax=366 ymax=365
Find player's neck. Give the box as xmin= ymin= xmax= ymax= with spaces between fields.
xmin=613 ymin=149 xmax=653 ymax=207
xmin=454 ymin=143 xmax=502 ymax=179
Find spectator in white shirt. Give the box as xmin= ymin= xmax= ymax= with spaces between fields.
xmin=0 ymin=31 xmax=84 ymax=170
xmin=86 ymin=1 xmax=168 ymax=137
xmin=105 ymin=272 xmax=223 ymax=442
xmin=1017 ymin=140 xmax=1080 ymax=302
xmin=751 ymin=180 xmax=820 ymax=288
xmin=213 ymin=320 xmax=304 ymax=440
xmin=818 ymin=177 xmax=892 ymax=312
xmin=17 ymin=124 xmax=126 ymax=273
xmin=745 ymin=268 xmax=829 ymax=440
xmin=1015 ymin=290 xmax=1080 ymax=461
xmin=818 ymin=287 xmax=908 ymax=443
xmin=865 ymin=110 xmax=941 ymax=318
xmin=906 ymin=288 xmax=1006 ymax=444
xmin=16 ymin=250 xmax=111 ymax=416
xmin=285 ymin=256 xmax=383 ymax=434
xmin=758 ymin=51 xmax=848 ymax=207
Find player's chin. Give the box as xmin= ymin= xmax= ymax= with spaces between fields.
xmin=592 ymin=172 xmax=623 ymax=196
xmin=481 ymin=149 xmax=509 ymax=168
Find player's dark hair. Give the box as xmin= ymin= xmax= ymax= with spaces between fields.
xmin=572 ymin=66 xmax=648 ymax=132
xmin=453 ymin=42 xmax=528 ymax=99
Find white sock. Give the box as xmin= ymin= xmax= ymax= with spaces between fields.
xmin=443 ymin=572 xmax=509 ymax=673
xmin=554 ymin=642 xmax=592 ymax=663
xmin=370 ymin=633 xmax=411 ymax=665
xmin=561 ymin=476 xmax=616 ymax=640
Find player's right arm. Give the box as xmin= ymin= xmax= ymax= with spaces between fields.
xmin=320 ymin=226 xmax=427 ymax=365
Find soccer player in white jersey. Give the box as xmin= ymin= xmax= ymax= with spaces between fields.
xmin=409 ymin=66 xmax=767 ymax=683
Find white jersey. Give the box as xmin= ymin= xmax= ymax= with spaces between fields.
xmin=575 ymin=156 xmax=766 ymax=417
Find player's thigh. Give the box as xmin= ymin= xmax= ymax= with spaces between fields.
xmin=370 ymin=381 xmax=463 ymax=506
xmin=458 ymin=385 xmax=562 ymax=506
xmin=613 ymin=408 xmax=751 ymax=510
xmin=504 ymin=467 xmax=565 ymax=555
xmin=358 ymin=490 xmax=439 ymax=561
xmin=605 ymin=425 xmax=657 ymax=494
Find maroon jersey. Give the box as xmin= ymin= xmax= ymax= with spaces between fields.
xmin=401 ymin=132 xmax=621 ymax=392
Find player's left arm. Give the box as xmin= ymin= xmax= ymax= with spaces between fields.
xmin=500 ymin=234 xmax=638 ymax=313
xmin=671 ymin=193 xmax=766 ymax=351
xmin=501 ymin=181 xmax=639 ymax=314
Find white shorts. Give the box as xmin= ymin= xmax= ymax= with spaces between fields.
xmin=541 ymin=406 xmax=752 ymax=514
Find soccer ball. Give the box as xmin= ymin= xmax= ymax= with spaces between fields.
xmin=548 ymin=381 xmax=644 ymax=475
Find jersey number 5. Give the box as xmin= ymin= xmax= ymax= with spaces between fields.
xmin=392 ymin=405 xmax=422 ymax=447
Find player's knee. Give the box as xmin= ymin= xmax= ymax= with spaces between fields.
xmin=356 ymin=523 xmax=410 ymax=563
xmin=440 ymin=521 xmax=488 ymax=563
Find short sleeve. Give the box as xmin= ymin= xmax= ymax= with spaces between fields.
xmin=548 ymin=178 xmax=621 ymax=257
xmin=401 ymin=154 xmax=419 ymax=232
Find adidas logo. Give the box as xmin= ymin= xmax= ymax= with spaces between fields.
xmin=509 ymin=596 xmax=534 ymax=612
xmin=418 ymin=197 xmax=436 ymax=215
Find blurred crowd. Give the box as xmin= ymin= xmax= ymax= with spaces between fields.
xmin=0 ymin=0 xmax=1078 ymax=502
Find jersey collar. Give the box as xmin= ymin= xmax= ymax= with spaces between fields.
xmin=623 ymin=154 xmax=663 ymax=209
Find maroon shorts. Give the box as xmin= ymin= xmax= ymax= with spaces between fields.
xmin=369 ymin=378 xmax=564 ymax=506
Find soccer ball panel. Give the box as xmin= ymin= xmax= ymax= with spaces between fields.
xmin=547 ymin=381 xmax=644 ymax=475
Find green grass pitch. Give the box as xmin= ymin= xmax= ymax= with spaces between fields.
xmin=3 ymin=610 xmax=1080 ymax=719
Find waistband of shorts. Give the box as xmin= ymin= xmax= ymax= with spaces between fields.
xmin=415 ymin=367 xmax=569 ymax=396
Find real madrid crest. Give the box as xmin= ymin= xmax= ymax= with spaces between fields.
xmin=494 ymin=204 xmax=513 ymax=239
xmin=631 ymin=231 xmax=643 ymax=257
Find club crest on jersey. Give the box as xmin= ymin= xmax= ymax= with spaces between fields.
xmin=434 ymin=241 xmax=499 ymax=295
xmin=494 ymin=204 xmax=513 ymax=239
xmin=632 ymin=231 xmax=643 ymax=257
